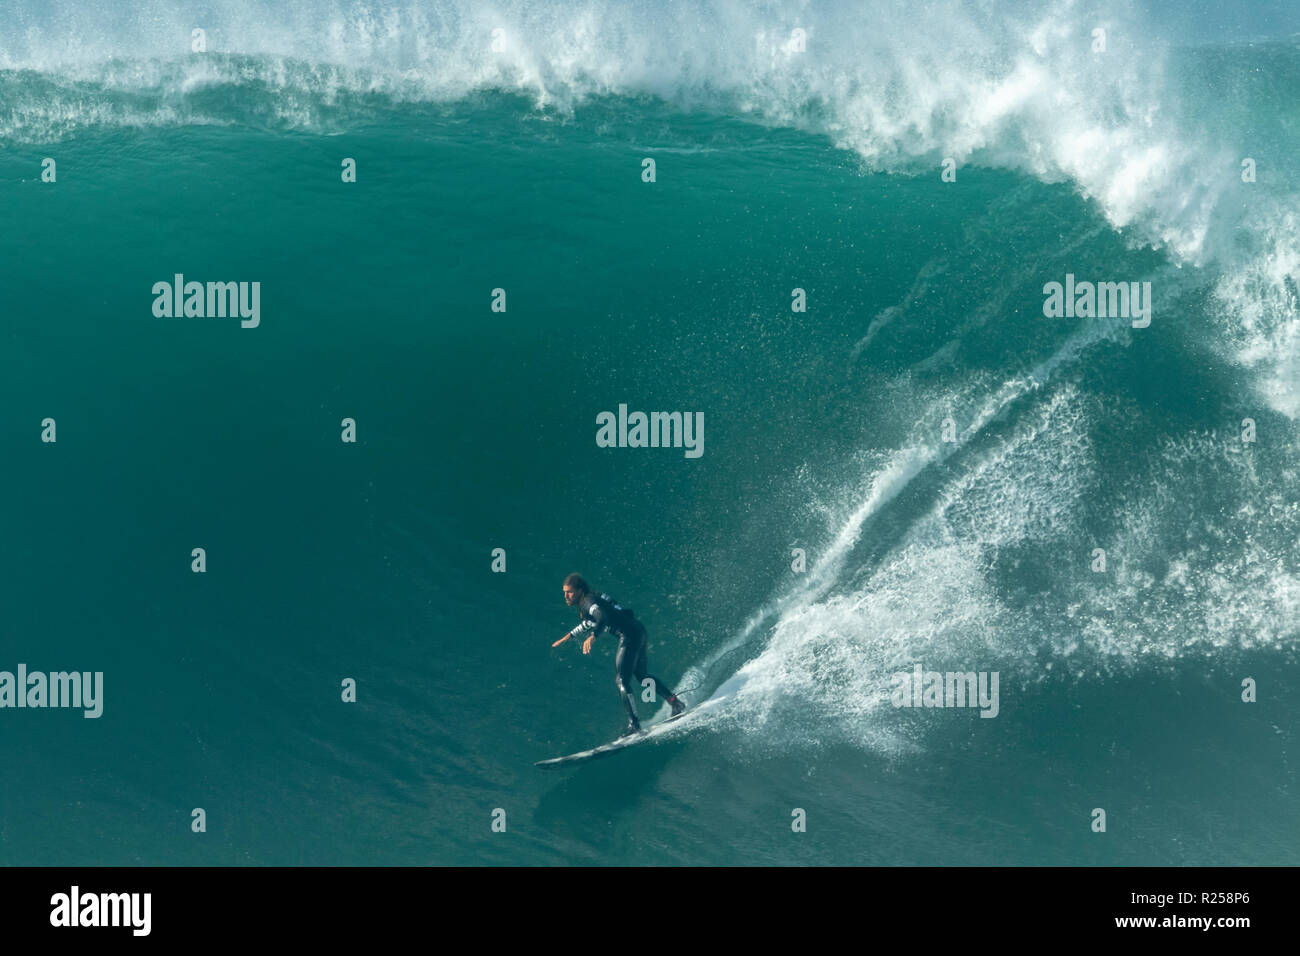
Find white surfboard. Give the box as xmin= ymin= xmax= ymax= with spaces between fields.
xmin=534 ymin=695 xmax=728 ymax=769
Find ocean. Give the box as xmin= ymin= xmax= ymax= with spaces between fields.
xmin=1 ymin=0 xmax=1297 ymax=866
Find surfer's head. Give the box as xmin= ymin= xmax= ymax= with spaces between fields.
xmin=562 ymin=573 xmax=589 ymax=606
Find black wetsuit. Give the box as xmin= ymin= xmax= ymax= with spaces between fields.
xmin=565 ymin=591 xmax=680 ymax=731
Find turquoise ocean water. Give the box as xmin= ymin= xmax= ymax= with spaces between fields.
xmin=2 ymin=1 xmax=1298 ymax=865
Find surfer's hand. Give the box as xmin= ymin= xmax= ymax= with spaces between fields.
xmin=552 ymin=634 xmax=571 ymax=647
xmin=582 ymin=636 xmax=594 ymax=655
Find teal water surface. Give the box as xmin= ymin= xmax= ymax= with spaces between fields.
xmin=2 ymin=1 xmax=1298 ymax=866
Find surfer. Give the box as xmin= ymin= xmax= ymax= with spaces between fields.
xmin=552 ymin=573 xmax=686 ymax=737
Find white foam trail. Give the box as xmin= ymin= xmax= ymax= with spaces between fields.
xmin=704 ymin=381 xmax=1300 ymax=752
xmin=680 ymin=307 xmax=1136 ymax=725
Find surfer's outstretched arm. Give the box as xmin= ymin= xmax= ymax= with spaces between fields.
xmin=560 ymin=604 xmax=605 ymax=653
xmin=554 ymin=616 xmax=598 ymax=649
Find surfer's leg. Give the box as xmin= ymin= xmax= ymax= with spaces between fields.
xmin=632 ymin=626 xmax=685 ymax=715
xmin=614 ymin=634 xmax=641 ymax=732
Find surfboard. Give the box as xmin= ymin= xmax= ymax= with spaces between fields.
xmin=534 ymin=695 xmax=728 ymax=769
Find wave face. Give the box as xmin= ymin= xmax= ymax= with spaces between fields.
xmin=2 ymin=1 xmax=1297 ymax=865
xmin=4 ymin=1 xmax=1298 ymax=416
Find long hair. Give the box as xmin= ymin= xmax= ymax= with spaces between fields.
xmin=563 ymin=573 xmax=590 ymax=597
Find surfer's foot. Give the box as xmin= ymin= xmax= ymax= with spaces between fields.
xmin=669 ymin=695 xmax=687 ymax=717
xmin=618 ymin=721 xmax=641 ymax=739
